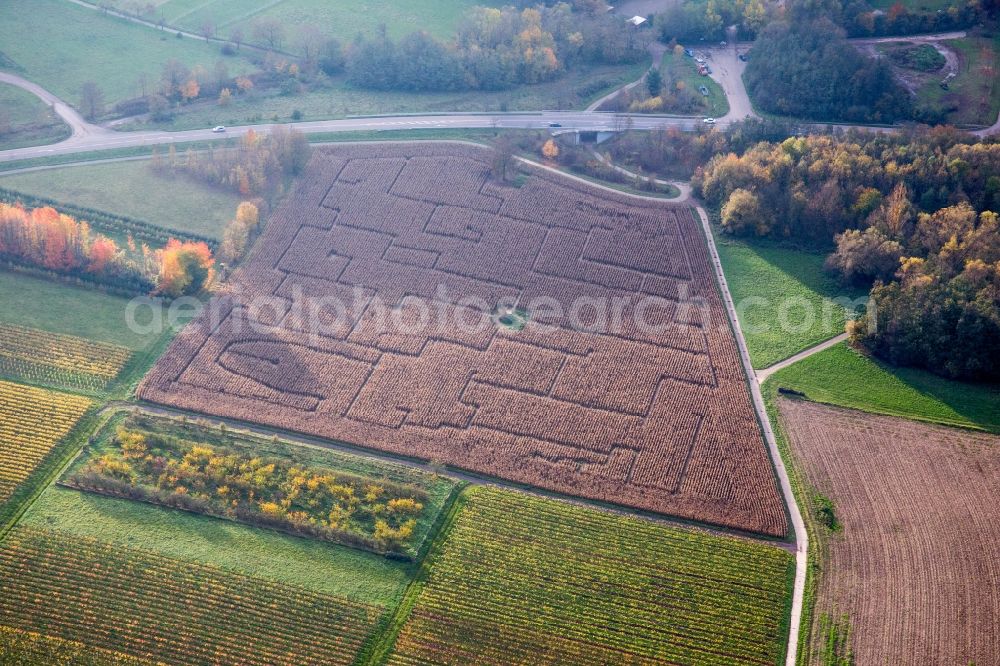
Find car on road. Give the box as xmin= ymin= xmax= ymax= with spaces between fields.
xmin=684 ymin=48 xmax=694 ymax=57
xmin=702 ymin=117 xmax=716 ymax=124
xmin=212 ymin=126 xmax=226 ymax=133
xmin=548 ymin=122 xmax=562 ymax=128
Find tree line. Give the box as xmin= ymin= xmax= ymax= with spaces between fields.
xmin=694 ymin=127 xmax=1000 ymax=380
xmin=0 ymin=202 xmax=214 ymax=297
xmin=342 ymin=4 xmax=646 ymax=92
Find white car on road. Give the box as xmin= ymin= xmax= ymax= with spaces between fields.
xmin=212 ymin=126 xmax=226 ymax=133
xmin=702 ymin=117 xmax=716 ymax=125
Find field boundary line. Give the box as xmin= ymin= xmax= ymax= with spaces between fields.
xmin=694 ymin=205 xmax=808 ymax=666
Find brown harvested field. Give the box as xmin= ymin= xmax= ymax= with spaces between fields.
xmin=778 ymin=398 xmax=1000 ymax=665
xmin=140 ymin=143 xmax=786 ymax=537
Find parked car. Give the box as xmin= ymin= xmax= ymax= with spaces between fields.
xmin=738 ymin=53 xmax=748 ymax=62
xmin=548 ymin=122 xmax=562 ymax=128
xmin=684 ymin=48 xmax=694 ymax=57
xmin=720 ymin=40 xmax=727 ymax=47
xmin=702 ymin=117 xmax=716 ymax=124
xmin=212 ymin=126 xmax=226 ymax=133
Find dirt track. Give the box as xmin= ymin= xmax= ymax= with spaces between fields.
xmin=779 ymin=398 xmax=1000 ymax=665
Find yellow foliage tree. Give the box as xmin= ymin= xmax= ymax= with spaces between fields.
xmin=542 ymin=138 xmax=559 ymax=159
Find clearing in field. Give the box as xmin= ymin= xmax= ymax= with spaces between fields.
xmin=0 ymin=161 xmax=245 ymax=239
xmin=0 ymin=379 xmax=91 ymax=525
xmin=0 ymin=82 xmax=71 ymax=151
xmin=384 ymin=486 xmax=794 ymax=665
xmin=141 ymin=143 xmax=787 ymax=537
xmin=778 ymin=398 xmax=1000 ymax=665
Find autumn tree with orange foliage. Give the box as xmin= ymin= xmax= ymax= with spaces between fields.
xmin=155 ymin=239 xmax=215 ymax=297
xmin=0 ymin=203 xmax=125 ymax=275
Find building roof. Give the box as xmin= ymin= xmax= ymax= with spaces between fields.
xmin=627 ymin=15 xmax=647 ymax=26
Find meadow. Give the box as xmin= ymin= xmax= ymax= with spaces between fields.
xmin=384 ymin=486 xmax=795 ymax=665
xmin=713 ymin=231 xmax=865 ymax=369
xmin=0 ymin=0 xmax=253 ymax=105
xmin=0 ymin=83 xmax=70 ymax=151
xmin=767 ymin=342 xmax=1000 ymax=433
xmin=0 ymin=161 xmax=244 ymax=239
xmin=0 ymin=270 xmax=173 ymax=350
xmin=152 ymin=0 xmax=491 ymax=44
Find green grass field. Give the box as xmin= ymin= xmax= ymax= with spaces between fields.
xmin=0 ymin=83 xmax=70 ymax=151
xmin=0 ymin=0 xmax=253 ymax=106
xmin=0 ymin=161 xmax=243 ymax=239
xmin=0 ymin=270 xmax=168 ymax=350
xmin=661 ymin=50 xmax=729 ymax=117
xmin=767 ymin=342 xmax=1000 ymax=433
xmin=106 ymin=0 xmax=493 ymax=46
xmin=381 ymin=486 xmax=794 ymax=665
xmin=22 ymin=487 xmax=411 ymax=604
xmin=913 ymin=37 xmax=1000 ymax=128
xmin=714 ymin=231 xmax=866 ymax=369
xmin=120 ymin=61 xmax=648 ymax=131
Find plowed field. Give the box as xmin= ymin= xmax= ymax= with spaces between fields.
xmin=140 ymin=143 xmax=786 ymax=537
xmin=779 ymin=398 xmax=1000 ymax=664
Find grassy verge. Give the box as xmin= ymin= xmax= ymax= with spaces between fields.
xmin=358 ymin=485 xmax=468 ymax=666
xmin=0 ymin=161 xmax=243 ymax=239
xmin=769 ymin=342 xmax=1000 ymax=433
xmin=713 ymin=228 xmax=866 ymax=369
xmin=759 ymin=380 xmax=825 ymax=666
xmin=0 ymin=83 xmax=71 ymax=151
xmin=22 ymin=486 xmax=412 ymax=604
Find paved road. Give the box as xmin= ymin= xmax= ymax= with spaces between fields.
xmin=0 ymin=110 xmax=717 ymax=164
xmin=0 ymin=72 xmax=112 ymax=142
